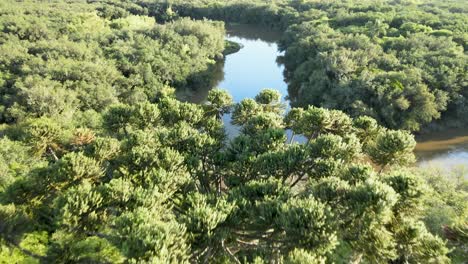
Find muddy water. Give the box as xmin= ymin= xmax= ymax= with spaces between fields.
xmin=415 ymin=128 xmax=468 ymax=172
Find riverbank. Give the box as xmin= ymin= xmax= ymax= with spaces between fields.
xmin=192 ymin=23 xmax=468 ymax=172
xmin=223 ymin=40 xmax=243 ymax=56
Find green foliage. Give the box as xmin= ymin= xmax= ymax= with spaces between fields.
xmin=152 ymin=0 xmax=467 ymax=130
xmin=205 ymin=89 xmax=234 ymax=119
xmin=391 ymin=219 xmax=450 ymax=263
xmin=0 ymin=87 xmax=455 ymax=262
xmin=384 ymin=169 xmax=427 ymax=214
xmin=276 ymin=197 xmax=337 ymax=254
xmin=224 ymin=40 xmax=242 ymax=56
xmin=284 ymin=248 xmax=326 ymax=264
xmin=0 ymin=0 xmax=226 ymax=123
xmin=23 ymin=117 xmax=66 ymax=158
xmin=419 ymin=167 xmax=468 ymax=261
xmin=0 ymin=138 xmax=45 ymax=191
xmin=367 ymin=129 xmax=416 ymax=168
xmin=54 ymin=181 xmax=106 ymax=232
xmin=45 ymin=232 xmax=124 ymax=264
xmin=113 ymin=207 xmax=190 ymax=263
xmin=51 ymin=152 xmax=104 ymax=187
xmin=232 ymin=98 xmax=261 ymax=126
xmin=181 ymin=192 xmax=235 ymax=247
xmin=1 ymin=0 xmax=465 ymax=262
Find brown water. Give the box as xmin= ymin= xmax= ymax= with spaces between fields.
xmin=186 ymin=24 xmax=468 ymax=173
xmin=415 ymin=128 xmax=468 ymax=173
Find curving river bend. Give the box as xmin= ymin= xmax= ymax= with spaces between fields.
xmin=184 ymin=24 xmax=468 ymax=173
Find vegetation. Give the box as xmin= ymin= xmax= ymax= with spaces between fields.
xmin=0 ymin=0 xmax=226 ymax=123
xmin=224 ymin=40 xmax=243 ymax=56
xmin=2 ymin=87 xmax=466 ymax=263
xmin=0 ymin=0 xmax=466 ymax=263
xmin=419 ymin=167 xmax=468 ymax=263
xmin=156 ymin=0 xmax=467 ymax=131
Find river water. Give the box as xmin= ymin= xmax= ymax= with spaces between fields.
xmin=185 ymin=24 xmax=468 ymax=173
xmin=415 ymin=129 xmax=468 ymax=172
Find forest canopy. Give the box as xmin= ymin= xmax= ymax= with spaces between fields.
xmin=157 ymin=0 xmax=468 ymax=131
xmin=0 ymin=0 xmax=225 ymax=123
xmin=2 ymin=87 xmax=466 ymax=263
xmin=0 ymin=0 xmax=467 ymax=263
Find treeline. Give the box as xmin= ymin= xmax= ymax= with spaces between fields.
xmin=0 ymin=0 xmax=225 ymax=123
xmin=156 ymin=0 xmax=467 ymax=131
xmin=0 ymin=0 xmax=467 ymax=263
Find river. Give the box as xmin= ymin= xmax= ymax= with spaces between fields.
xmin=184 ymin=24 xmax=468 ymax=173
xmin=415 ymin=128 xmax=468 ymax=173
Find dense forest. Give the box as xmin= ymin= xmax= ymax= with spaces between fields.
xmin=159 ymin=0 xmax=468 ymax=131
xmin=0 ymin=0 xmax=467 ymax=263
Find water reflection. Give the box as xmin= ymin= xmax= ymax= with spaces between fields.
xmin=219 ymin=24 xmax=288 ymax=137
xmin=415 ymin=128 xmax=468 ymax=174
xmin=217 ymin=25 xmax=287 ymax=103
xmin=183 ymin=23 xmax=468 ymax=173
xmin=225 ymin=23 xmax=284 ymax=44
xmin=176 ymin=60 xmax=226 ymax=104
xmin=179 ymin=24 xmax=286 ymax=104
